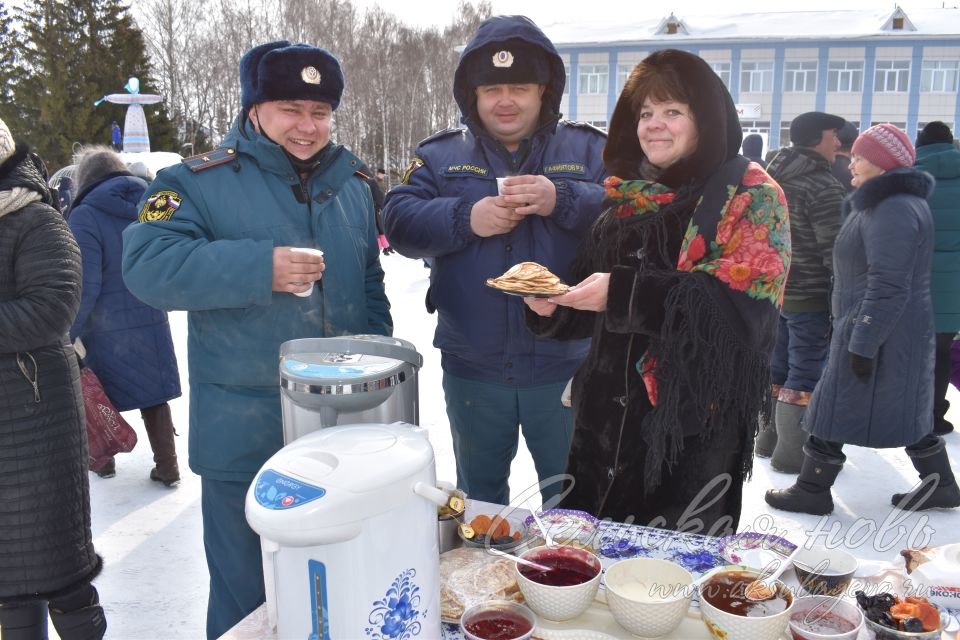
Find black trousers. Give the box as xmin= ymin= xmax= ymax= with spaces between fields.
xmin=807 ymin=433 xmax=942 ymax=463
xmin=934 ymin=332 xmax=954 ymax=431
xmin=0 ymin=583 xmax=96 ymax=640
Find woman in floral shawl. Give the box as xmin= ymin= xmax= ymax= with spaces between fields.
xmin=525 ymin=49 xmax=790 ymax=535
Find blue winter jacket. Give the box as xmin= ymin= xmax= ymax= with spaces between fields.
xmin=69 ymin=173 xmax=181 ymax=411
xmin=122 ymin=115 xmax=391 ymax=479
xmin=382 ymin=15 xmax=607 ymax=385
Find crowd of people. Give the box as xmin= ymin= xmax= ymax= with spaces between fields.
xmin=2 ymin=13 xmax=959 ymax=640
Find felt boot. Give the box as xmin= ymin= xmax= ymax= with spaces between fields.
xmin=765 ymin=450 xmax=842 ymax=515
xmin=754 ymin=388 xmax=780 ymax=458
xmin=143 ymin=403 xmax=180 ymax=487
xmin=892 ymin=438 xmax=960 ymax=511
xmin=0 ymin=600 xmax=48 ymax=640
xmin=49 ymin=586 xmax=106 ymax=640
xmin=770 ymin=398 xmax=807 ymax=473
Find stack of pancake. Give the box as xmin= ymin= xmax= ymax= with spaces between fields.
xmin=485 ymin=261 xmax=569 ymax=296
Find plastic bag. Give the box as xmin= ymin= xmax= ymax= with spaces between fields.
xmin=80 ymin=367 xmax=137 ymax=470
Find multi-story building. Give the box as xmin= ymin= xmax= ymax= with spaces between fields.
xmin=546 ymin=6 xmax=960 ymax=151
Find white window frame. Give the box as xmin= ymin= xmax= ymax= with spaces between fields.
xmin=740 ymin=61 xmax=773 ymax=93
xmin=578 ymin=64 xmax=609 ymax=95
xmin=874 ymin=59 xmax=910 ymax=93
xmin=616 ymin=63 xmax=632 ymax=94
xmin=563 ymin=64 xmax=570 ymax=95
xmin=921 ymin=59 xmax=959 ymax=93
xmin=827 ymin=60 xmax=863 ymax=92
xmin=709 ymin=61 xmax=731 ymax=88
xmin=783 ymin=60 xmax=817 ymax=92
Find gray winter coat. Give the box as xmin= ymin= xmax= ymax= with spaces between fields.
xmin=0 ymin=144 xmax=101 ymax=601
xmin=805 ymin=168 xmax=936 ymax=448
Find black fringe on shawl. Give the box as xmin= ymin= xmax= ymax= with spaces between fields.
xmin=639 ymin=273 xmax=775 ymax=493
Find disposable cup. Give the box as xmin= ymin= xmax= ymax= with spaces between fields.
xmin=496 ymin=177 xmax=508 ymax=195
xmin=289 ymin=247 xmax=324 ymax=297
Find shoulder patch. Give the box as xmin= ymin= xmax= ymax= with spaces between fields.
xmin=183 ymin=147 xmax=237 ymax=173
xmin=561 ymin=120 xmax=608 ymax=137
xmin=139 ymin=190 xmax=182 ymax=223
xmin=401 ymin=157 xmax=425 ymax=185
xmin=419 ymin=127 xmax=465 ymax=146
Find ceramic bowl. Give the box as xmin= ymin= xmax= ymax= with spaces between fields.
xmin=862 ymin=612 xmax=947 ymax=640
xmin=788 ymin=595 xmax=864 ymax=640
xmin=604 ymin=557 xmax=694 ymax=638
xmin=699 ymin=567 xmax=795 ymax=640
xmin=514 ymin=545 xmax=602 ymax=621
xmin=460 ymin=600 xmax=537 ymax=640
xmin=793 ymin=547 xmax=859 ymax=596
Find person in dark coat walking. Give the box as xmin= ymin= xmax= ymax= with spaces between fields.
xmin=759 ymin=111 xmax=846 ymax=473
xmin=766 ymin=123 xmax=960 ymax=515
xmin=68 ymin=146 xmax=183 ymax=484
xmin=741 ymin=133 xmax=766 ymax=168
xmin=831 ymin=121 xmax=858 ymax=193
xmin=915 ymin=121 xmax=960 ymax=435
xmin=0 ymin=118 xmax=107 ymax=639
xmin=524 ymin=50 xmax=790 ymax=535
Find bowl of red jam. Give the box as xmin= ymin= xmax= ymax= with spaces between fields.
xmin=459 ymin=601 xmax=536 ymax=640
xmin=514 ymin=544 xmax=602 ymax=622
xmin=699 ymin=567 xmax=795 ymax=640
xmin=788 ymin=595 xmax=863 ymax=640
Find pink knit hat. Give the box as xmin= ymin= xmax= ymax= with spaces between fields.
xmin=851 ymin=123 xmax=915 ymax=171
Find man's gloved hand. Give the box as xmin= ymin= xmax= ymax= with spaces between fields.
xmin=850 ymin=353 xmax=874 ymax=381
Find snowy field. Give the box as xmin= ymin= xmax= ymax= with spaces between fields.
xmin=79 ymin=252 xmax=960 ymax=639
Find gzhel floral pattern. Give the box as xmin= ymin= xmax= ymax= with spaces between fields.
xmin=366 ymin=569 xmax=422 ymax=639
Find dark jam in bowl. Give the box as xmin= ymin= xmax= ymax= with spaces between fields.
xmin=463 ymin=610 xmax=533 ymax=640
xmin=703 ymin=571 xmax=793 ymax=618
xmin=790 ymin=610 xmax=857 ymax=636
xmin=517 ymin=552 xmax=599 ymax=587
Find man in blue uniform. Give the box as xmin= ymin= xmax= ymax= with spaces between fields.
xmin=383 ymin=15 xmax=606 ymax=506
xmin=121 ymin=41 xmax=391 ymax=638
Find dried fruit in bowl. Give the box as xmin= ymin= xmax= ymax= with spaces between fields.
xmin=856 ymin=590 xmax=942 ymax=633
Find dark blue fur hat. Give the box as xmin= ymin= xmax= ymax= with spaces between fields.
xmin=239 ymin=40 xmax=344 ymax=111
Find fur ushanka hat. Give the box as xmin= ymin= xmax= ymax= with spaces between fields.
xmin=240 ymin=40 xmax=345 ymax=112
xmin=603 ymin=49 xmax=743 ymax=187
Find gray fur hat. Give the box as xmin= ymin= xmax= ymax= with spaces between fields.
xmin=73 ymin=145 xmax=129 ymax=193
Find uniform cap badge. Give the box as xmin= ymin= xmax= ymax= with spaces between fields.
xmin=491 ymin=50 xmax=514 ymax=68
xmin=301 ymin=66 xmax=322 ymax=85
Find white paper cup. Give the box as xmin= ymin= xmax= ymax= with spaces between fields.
xmin=496 ymin=177 xmax=508 ymax=195
xmin=289 ymin=247 xmax=324 ymax=297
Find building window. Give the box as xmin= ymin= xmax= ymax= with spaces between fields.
xmin=783 ymin=60 xmax=817 ymax=92
xmin=578 ymin=64 xmax=608 ymax=95
xmin=921 ymin=60 xmax=959 ymax=93
xmin=875 ymin=60 xmax=910 ymax=92
xmin=563 ymin=64 xmax=570 ymax=95
xmin=616 ymin=64 xmax=633 ymax=94
xmin=828 ymin=60 xmax=863 ymax=92
xmin=740 ymin=61 xmax=773 ymax=93
xmin=586 ymin=120 xmax=608 ymax=130
xmin=779 ymin=122 xmax=792 ymax=147
xmin=709 ymin=61 xmax=731 ymax=88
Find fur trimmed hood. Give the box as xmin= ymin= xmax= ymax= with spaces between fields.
xmin=604 ymin=49 xmax=742 ymax=187
xmin=845 ymin=167 xmax=935 ymax=214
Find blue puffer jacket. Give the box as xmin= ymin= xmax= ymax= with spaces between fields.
xmin=382 ymin=15 xmax=607 ymax=385
xmin=122 ymin=116 xmax=391 ymax=479
xmin=68 ymin=173 xmax=181 ymax=411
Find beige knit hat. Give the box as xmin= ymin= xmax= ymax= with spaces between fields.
xmin=0 ymin=117 xmax=14 ymax=165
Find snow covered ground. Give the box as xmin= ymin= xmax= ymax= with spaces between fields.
xmin=79 ymin=252 xmax=959 ymax=639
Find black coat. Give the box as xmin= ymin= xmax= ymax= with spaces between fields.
xmin=0 ymin=144 xmax=101 ymax=602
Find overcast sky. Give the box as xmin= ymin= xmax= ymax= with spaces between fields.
xmin=358 ymin=0 xmax=956 ymax=30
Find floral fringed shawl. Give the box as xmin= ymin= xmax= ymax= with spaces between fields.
xmin=605 ymin=157 xmax=791 ymax=491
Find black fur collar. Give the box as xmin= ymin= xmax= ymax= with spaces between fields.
xmin=0 ymin=141 xmax=31 ymax=182
xmin=846 ymin=168 xmax=935 ymax=213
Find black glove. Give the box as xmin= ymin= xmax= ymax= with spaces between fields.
xmin=850 ymin=353 xmax=874 ymax=381
xmin=382 ymin=246 xmax=395 ymax=255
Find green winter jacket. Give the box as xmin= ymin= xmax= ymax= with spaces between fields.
xmin=916 ymin=142 xmax=960 ymax=332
